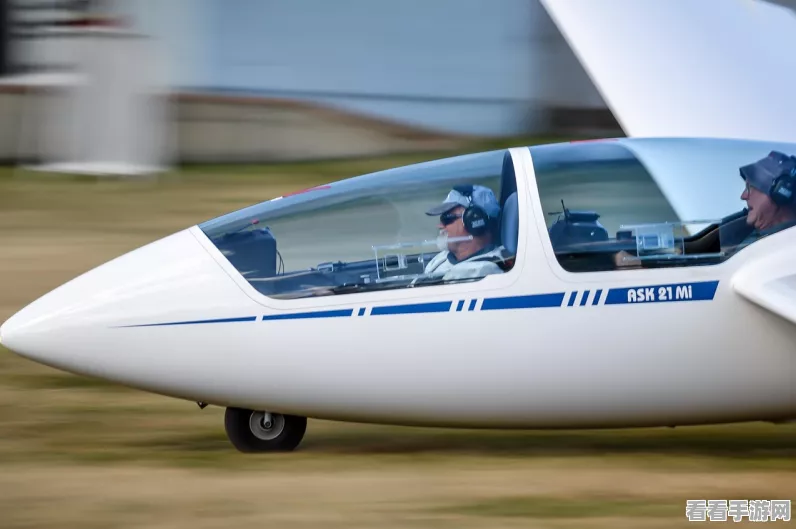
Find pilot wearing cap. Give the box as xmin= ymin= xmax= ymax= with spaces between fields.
xmin=737 ymin=150 xmax=796 ymax=247
xmin=423 ymin=184 xmax=506 ymax=280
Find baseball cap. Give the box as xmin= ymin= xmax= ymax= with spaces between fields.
xmin=425 ymin=184 xmax=501 ymax=218
xmin=740 ymin=151 xmax=796 ymax=194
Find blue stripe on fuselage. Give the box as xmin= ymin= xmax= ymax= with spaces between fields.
xmin=481 ymin=292 xmax=566 ymax=311
xmin=117 ymin=316 xmax=258 ymax=327
xmin=117 ymin=280 xmax=719 ymax=327
xmin=261 ymin=309 xmax=354 ymax=320
xmin=371 ymin=301 xmax=452 ymax=315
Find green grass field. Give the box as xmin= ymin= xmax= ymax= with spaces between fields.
xmin=1 ymin=142 xmax=794 ymax=528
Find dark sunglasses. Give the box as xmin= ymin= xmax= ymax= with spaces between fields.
xmin=440 ymin=211 xmax=463 ymax=225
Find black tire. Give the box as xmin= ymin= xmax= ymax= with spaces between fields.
xmin=224 ymin=407 xmax=307 ymax=453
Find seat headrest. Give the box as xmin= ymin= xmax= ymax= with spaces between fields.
xmin=501 ymin=192 xmax=519 ymax=255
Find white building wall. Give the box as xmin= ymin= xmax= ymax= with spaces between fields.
xmin=195 ymin=0 xmax=606 ymax=135
xmin=9 ymin=0 xmax=608 ymax=136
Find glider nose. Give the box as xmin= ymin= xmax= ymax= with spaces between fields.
xmin=0 ymin=227 xmax=260 ymax=378
xmin=1 ymin=291 xmax=63 ymax=365
xmin=1 ymin=296 xmax=66 ymax=364
xmin=0 ymin=311 xmax=25 ymax=351
xmin=0 ymin=317 xmax=11 ymax=347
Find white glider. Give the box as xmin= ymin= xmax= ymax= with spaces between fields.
xmin=3 ymin=1 xmax=796 ymax=452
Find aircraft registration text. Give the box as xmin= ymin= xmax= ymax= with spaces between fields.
xmin=627 ymin=285 xmax=690 ymax=303
xmin=604 ymin=280 xmax=719 ymax=305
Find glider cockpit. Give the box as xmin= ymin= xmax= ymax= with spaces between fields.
xmin=199 ymin=138 xmax=796 ymax=299
xmin=531 ymin=138 xmax=796 ymax=274
xmin=199 ymin=149 xmax=520 ymax=300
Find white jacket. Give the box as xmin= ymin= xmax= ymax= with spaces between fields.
xmin=423 ymin=245 xmax=506 ymax=280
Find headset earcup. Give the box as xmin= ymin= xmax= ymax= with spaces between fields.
xmin=771 ymin=175 xmax=795 ymax=205
xmin=463 ymin=206 xmax=488 ymax=236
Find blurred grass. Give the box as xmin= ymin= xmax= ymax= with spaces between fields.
xmin=1 ymin=136 xmax=794 ymax=528
xmin=434 ymin=496 xmax=680 ymax=518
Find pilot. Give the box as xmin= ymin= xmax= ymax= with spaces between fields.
xmin=615 ymin=151 xmax=796 ymax=268
xmin=423 ymin=184 xmax=506 ymax=280
xmin=737 ymin=150 xmax=796 ymax=247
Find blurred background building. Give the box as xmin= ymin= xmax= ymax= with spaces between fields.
xmin=0 ymin=0 xmax=621 ymax=166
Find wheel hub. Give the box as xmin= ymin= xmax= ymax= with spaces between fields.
xmin=248 ymin=411 xmax=285 ymax=441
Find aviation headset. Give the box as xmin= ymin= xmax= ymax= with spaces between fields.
xmin=769 ymin=154 xmax=796 ymax=206
xmin=450 ymin=184 xmax=491 ymax=237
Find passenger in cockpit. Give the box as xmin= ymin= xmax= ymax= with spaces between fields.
xmin=737 ymin=150 xmax=796 ymax=248
xmin=423 ymin=185 xmax=506 ymax=280
xmin=615 ymin=151 xmax=796 ymax=268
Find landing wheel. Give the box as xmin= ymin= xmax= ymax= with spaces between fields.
xmin=224 ymin=407 xmax=307 ymax=453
